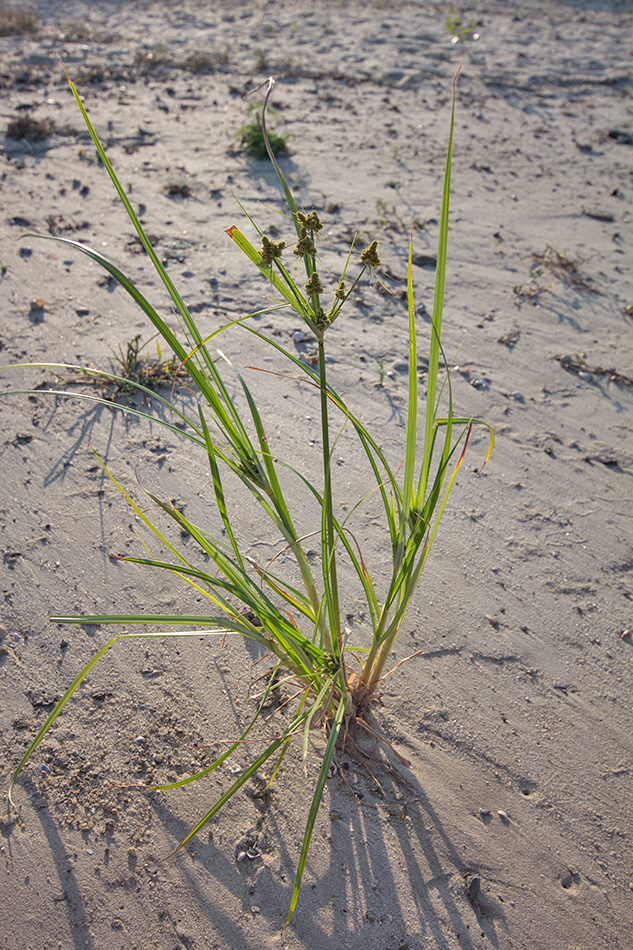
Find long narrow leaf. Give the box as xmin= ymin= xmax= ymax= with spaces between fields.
xmin=418 ymin=67 xmax=460 ymax=502
xmin=287 ymin=697 xmax=346 ymax=925
xmin=9 ymin=626 xmax=235 ymax=802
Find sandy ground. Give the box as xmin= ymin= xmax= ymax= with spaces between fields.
xmin=1 ymin=1 xmax=632 ymax=948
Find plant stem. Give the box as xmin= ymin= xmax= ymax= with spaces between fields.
xmin=317 ymin=334 xmax=340 ymax=655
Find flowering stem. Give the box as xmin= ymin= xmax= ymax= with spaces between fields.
xmin=317 ymin=333 xmax=340 ymax=655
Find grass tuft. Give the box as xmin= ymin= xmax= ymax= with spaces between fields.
xmin=6 ymin=114 xmax=53 ymax=142
xmin=446 ymin=7 xmax=478 ymax=42
xmin=178 ymin=48 xmax=229 ymax=74
xmin=5 ymin=69 xmax=492 ymax=925
xmin=0 ymin=5 xmax=36 ymax=36
xmin=236 ymin=102 xmax=288 ymax=159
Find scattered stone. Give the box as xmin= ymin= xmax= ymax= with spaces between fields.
xmin=27 ymin=689 xmax=58 ymax=708
xmin=608 ymin=129 xmax=633 ymax=146
xmin=465 ymin=872 xmax=481 ymax=900
xmin=412 ymin=253 xmax=436 ymax=269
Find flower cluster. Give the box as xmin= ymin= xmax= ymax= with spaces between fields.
xmin=304 ymin=271 xmax=323 ymax=297
xmin=256 ymin=214 xmax=380 ymax=334
xmin=296 ymin=210 xmax=323 ymax=233
xmin=360 ymin=240 xmax=381 ymax=269
xmin=259 ymin=235 xmax=286 ymax=267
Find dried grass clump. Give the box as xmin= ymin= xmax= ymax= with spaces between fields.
xmin=59 ymin=21 xmax=115 ymax=44
xmin=0 ymin=5 xmax=36 ymax=36
xmin=134 ymin=43 xmax=171 ymax=68
xmin=177 ymin=47 xmax=229 ymax=74
xmin=6 ymin=114 xmax=53 ymax=142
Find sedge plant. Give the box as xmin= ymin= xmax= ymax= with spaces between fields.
xmin=6 ymin=71 xmax=491 ymax=924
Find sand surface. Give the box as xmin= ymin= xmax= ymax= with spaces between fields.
xmin=1 ymin=1 xmax=632 ymax=948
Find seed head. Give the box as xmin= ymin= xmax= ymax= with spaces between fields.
xmin=314 ymin=307 xmax=330 ymax=332
xmin=334 ymin=278 xmax=346 ymax=301
xmin=360 ymin=240 xmax=381 ymax=269
xmin=304 ymin=271 xmax=323 ymax=297
xmin=293 ymin=228 xmax=316 ymax=258
xmin=259 ymin=235 xmax=286 ymax=267
xmin=297 ymin=210 xmax=323 ymax=233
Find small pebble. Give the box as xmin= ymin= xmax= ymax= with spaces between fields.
xmin=578 ymin=371 xmax=592 ymax=382
xmin=479 ymin=808 xmax=491 ymax=817
xmin=498 ymin=810 xmax=509 ymax=822
xmin=135 ymin=735 xmax=146 ymax=744
xmin=20 ymin=246 xmax=32 ymax=258
xmin=465 ymin=872 xmax=481 ymax=900
xmin=511 ymin=391 xmax=524 ymax=401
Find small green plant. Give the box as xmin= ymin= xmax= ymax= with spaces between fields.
xmin=6 ymin=70 xmax=491 ymax=925
xmin=254 ymin=47 xmax=269 ymax=72
xmin=110 ymin=334 xmax=190 ymax=397
xmin=236 ymin=101 xmax=288 ymax=159
xmin=446 ymin=6 xmax=478 ymax=42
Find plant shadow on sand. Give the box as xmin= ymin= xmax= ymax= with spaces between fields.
xmin=122 ymin=755 xmax=503 ymax=948
xmin=3 ymin=740 xmax=497 ymax=949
